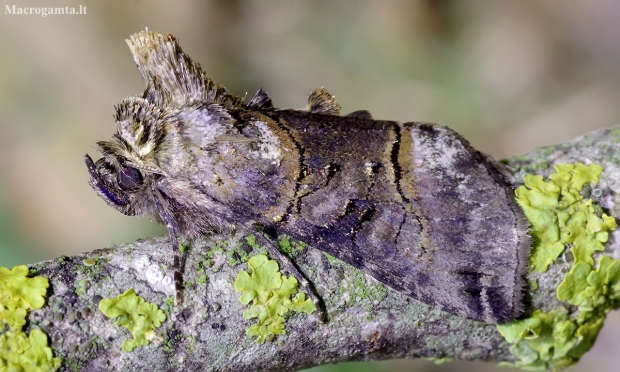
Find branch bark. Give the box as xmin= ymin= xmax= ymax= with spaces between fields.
xmin=25 ymin=126 xmax=620 ymax=372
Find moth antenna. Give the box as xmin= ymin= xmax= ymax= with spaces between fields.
xmin=250 ymin=224 xmax=326 ymax=323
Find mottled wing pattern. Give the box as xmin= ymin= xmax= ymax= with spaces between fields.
xmin=249 ymin=111 xmax=530 ymax=323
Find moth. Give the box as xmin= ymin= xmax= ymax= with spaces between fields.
xmin=85 ymin=31 xmax=530 ymax=324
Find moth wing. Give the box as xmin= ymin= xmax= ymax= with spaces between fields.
xmin=268 ymin=112 xmax=529 ymax=324
xmin=345 ymin=110 xmax=373 ymax=120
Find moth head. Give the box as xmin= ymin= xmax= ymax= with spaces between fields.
xmin=84 ymin=96 xmax=167 ymax=215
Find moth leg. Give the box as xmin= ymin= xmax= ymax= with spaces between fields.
xmin=167 ymin=230 xmax=184 ymax=306
xmin=250 ymin=225 xmax=326 ymax=322
xmin=152 ymin=187 xmax=184 ymax=306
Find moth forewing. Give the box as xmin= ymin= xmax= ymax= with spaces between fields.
xmin=85 ymin=30 xmax=530 ymax=324
xmin=225 ymin=110 xmax=530 ymax=324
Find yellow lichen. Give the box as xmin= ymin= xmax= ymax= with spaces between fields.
xmin=234 ymin=254 xmax=315 ymax=343
xmin=0 ymin=265 xmax=60 ymax=372
xmin=98 ymin=288 xmax=166 ymax=352
xmin=498 ymin=163 xmax=620 ymax=370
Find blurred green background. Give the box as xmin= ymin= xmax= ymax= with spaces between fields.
xmin=1 ymin=1 xmax=619 ymax=371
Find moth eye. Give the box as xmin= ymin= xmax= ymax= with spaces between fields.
xmin=117 ymin=165 xmax=143 ymax=191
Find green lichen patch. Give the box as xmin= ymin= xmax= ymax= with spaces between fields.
xmin=557 ymin=255 xmax=620 ymax=321
xmin=277 ymin=236 xmax=306 ymax=256
xmin=497 ymin=308 xmax=603 ymax=371
xmin=234 ymin=254 xmax=315 ymax=343
xmin=98 ymin=289 xmax=166 ymax=352
xmin=0 ymin=265 xmax=60 ymax=372
xmin=322 ymin=254 xmax=387 ymax=312
xmin=199 ymin=243 xmax=226 ymax=271
xmin=243 ymin=235 xmax=268 ymax=256
xmin=514 ymin=162 xmax=611 ymax=272
xmin=499 ymin=163 xmax=620 ymax=370
xmin=244 ymin=235 xmax=260 ymax=250
xmin=507 ymin=148 xmax=554 ymax=174
xmin=227 ymin=241 xmax=250 ymax=267
xmin=337 ymin=268 xmax=387 ymax=313
xmin=0 ymin=330 xmax=62 ymax=372
xmin=0 ymin=266 xmax=48 ymax=329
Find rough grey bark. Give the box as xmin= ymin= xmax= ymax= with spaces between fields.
xmin=27 ymin=126 xmax=620 ymax=372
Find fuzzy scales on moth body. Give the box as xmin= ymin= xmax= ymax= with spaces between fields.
xmin=85 ymin=30 xmax=531 ymax=324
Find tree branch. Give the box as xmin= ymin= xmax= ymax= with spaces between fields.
xmin=23 ymin=126 xmax=620 ymax=371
